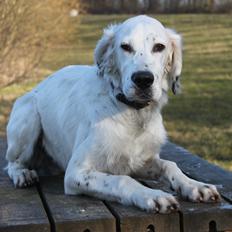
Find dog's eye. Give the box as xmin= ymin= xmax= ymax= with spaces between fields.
xmin=120 ymin=43 xmax=133 ymax=53
xmin=152 ymin=43 xmax=165 ymax=53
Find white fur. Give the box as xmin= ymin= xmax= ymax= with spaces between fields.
xmin=6 ymin=15 xmax=220 ymax=213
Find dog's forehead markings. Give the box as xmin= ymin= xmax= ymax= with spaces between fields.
xmin=123 ymin=31 xmax=163 ymax=50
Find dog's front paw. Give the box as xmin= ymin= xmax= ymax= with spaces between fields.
xmin=178 ymin=181 xmax=220 ymax=202
xmin=10 ymin=169 xmax=39 ymax=188
xmin=132 ymin=189 xmax=179 ymax=213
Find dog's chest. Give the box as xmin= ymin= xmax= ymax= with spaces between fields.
xmin=94 ymin=109 xmax=165 ymax=175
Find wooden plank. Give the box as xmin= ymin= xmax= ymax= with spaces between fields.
xmin=39 ymin=175 xmax=116 ymax=232
xmin=145 ymin=179 xmax=232 ymax=232
xmin=0 ymin=139 xmax=50 ymax=232
xmin=161 ymin=142 xmax=232 ymax=201
xmin=105 ymin=201 xmax=179 ymax=232
xmin=179 ymin=201 xmax=232 ymax=232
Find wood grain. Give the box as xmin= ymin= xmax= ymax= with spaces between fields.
xmin=105 ymin=200 xmax=179 ymax=232
xmin=39 ymin=175 xmax=116 ymax=232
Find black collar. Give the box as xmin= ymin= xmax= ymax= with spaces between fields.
xmin=111 ymin=82 xmax=150 ymax=110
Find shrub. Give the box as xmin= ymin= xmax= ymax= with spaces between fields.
xmin=0 ymin=0 xmax=80 ymax=87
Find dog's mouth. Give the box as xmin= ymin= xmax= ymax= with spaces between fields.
xmin=116 ymin=89 xmax=152 ymax=110
xmin=116 ymin=93 xmax=151 ymax=110
xmin=111 ymin=82 xmax=152 ymax=110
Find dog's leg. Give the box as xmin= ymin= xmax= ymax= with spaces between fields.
xmin=65 ymin=169 xmax=179 ymax=213
xmin=6 ymin=93 xmax=40 ymax=187
xmin=64 ymin=138 xmax=179 ymax=213
xmin=136 ymin=157 xmax=220 ymax=202
xmin=158 ymin=158 xmax=220 ymax=202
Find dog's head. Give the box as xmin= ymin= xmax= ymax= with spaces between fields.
xmin=95 ymin=15 xmax=182 ymax=108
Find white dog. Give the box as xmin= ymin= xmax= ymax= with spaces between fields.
xmin=6 ymin=15 xmax=220 ymax=213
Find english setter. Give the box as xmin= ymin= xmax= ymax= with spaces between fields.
xmin=6 ymin=15 xmax=220 ymax=213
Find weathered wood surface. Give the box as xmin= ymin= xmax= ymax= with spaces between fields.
xmin=39 ymin=175 xmax=116 ymax=232
xmin=1 ymin=138 xmax=232 ymax=231
xmin=105 ymin=201 xmax=179 ymax=232
xmin=0 ymin=139 xmax=50 ymax=232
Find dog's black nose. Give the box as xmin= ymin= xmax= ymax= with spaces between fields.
xmin=131 ymin=71 xmax=154 ymax=89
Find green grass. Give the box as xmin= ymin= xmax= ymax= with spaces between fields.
xmin=1 ymin=14 xmax=232 ymax=170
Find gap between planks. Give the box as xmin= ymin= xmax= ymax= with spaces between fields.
xmin=35 ymin=182 xmax=56 ymax=232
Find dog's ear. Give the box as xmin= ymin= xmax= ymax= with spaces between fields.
xmin=94 ymin=24 xmax=119 ymax=77
xmin=166 ymin=29 xmax=183 ymax=95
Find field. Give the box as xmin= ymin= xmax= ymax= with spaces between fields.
xmin=0 ymin=14 xmax=232 ymax=170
